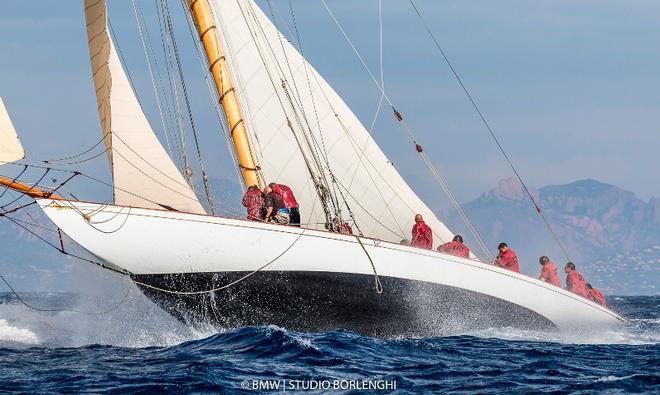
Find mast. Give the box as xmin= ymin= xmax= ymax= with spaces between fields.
xmin=186 ymin=0 xmax=262 ymax=189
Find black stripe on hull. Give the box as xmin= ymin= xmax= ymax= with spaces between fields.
xmin=132 ymin=271 xmax=555 ymax=337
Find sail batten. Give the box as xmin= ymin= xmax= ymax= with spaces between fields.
xmin=211 ymin=0 xmax=455 ymax=246
xmin=83 ymin=0 xmax=205 ymax=214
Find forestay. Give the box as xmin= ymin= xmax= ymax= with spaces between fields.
xmin=0 ymin=98 xmax=25 ymax=163
xmin=83 ymin=0 xmax=205 ymax=214
xmin=211 ymin=0 xmax=454 ymax=246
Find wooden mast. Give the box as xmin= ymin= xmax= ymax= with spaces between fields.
xmin=186 ymin=0 xmax=262 ymax=189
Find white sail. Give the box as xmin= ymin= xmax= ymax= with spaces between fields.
xmin=84 ymin=0 xmax=205 ymax=214
xmin=0 ymin=97 xmax=25 ymax=163
xmin=210 ymin=0 xmax=454 ymax=246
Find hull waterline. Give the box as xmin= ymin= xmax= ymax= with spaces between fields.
xmin=37 ymin=199 xmax=625 ymax=336
xmin=132 ymin=271 xmax=556 ymax=337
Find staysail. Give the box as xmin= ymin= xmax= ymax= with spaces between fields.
xmin=83 ymin=0 xmax=205 ymax=214
xmin=210 ymin=0 xmax=455 ymax=246
xmin=0 ymin=98 xmax=25 ymax=163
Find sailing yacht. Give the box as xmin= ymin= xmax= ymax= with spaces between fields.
xmin=0 ymin=0 xmax=624 ymax=336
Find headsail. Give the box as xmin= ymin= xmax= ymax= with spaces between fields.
xmin=210 ymin=0 xmax=454 ymax=246
xmin=83 ymin=0 xmax=205 ymax=214
xmin=0 ymin=97 xmax=25 ymax=163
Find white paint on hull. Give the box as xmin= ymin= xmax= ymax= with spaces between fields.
xmin=38 ymin=199 xmax=625 ymax=330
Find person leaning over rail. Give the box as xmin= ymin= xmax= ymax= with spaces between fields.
xmin=263 ymin=185 xmax=289 ymax=225
xmin=538 ymin=256 xmax=561 ymax=287
xmin=269 ymin=182 xmax=300 ymax=227
xmin=494 ymin=242 xmax=520 ymax=273
xmin=564 ymin=262 xmax=589 ymax=298
xmin=411 ymin=214 xmax=433 ymax=249
xmin=587 ymin=283 xmax=607 ymax=307
xmin=437 ymin=235 xmax=470 ymax=258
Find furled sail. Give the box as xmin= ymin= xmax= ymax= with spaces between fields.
xmin=0 ymin=97 xmax=25 ymax=163
xmin=210 ymin=0 xmax=455 ymax=246
xmin=83 ymin=0 xmax=205 ymax=214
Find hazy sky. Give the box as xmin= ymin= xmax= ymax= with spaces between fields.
xmin=1 ymin=1 xmax=659 ymax=207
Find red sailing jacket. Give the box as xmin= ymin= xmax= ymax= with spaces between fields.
xmin=411 ymin=221 xmax=433 ymax=250
xmin=589 ymin=288 xmax=607 ymax=307
xmin=495 ymin=248 xmax=520 ymax=273
xmin=566 ymin=271 xmax=589 ymax=298
xmin=438 ymin=241 xmax=470 ymax=258
xmin=539 ymin=261 xmax=562 ymax=287
xmin=241 ymin=187 xmax=264 ymax=221
xmin=271 ymin=184 xmax=299 ymax=209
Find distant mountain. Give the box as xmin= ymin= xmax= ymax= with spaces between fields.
xmin=441 ymin=178 xmax=660 ymax=295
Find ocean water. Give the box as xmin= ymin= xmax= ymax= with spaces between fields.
xmin=0 ymin=291 xmax=658 ymax=393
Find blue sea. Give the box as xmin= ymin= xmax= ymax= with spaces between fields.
xmin=0 ymin=291 xmax=658 ymax=393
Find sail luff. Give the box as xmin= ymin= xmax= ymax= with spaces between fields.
xmin=83 ymin=0 xmax=206 ymax=214
xmin=186 ymin=0 xmax=262 ymax=189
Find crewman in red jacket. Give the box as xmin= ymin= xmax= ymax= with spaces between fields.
xmin=587 ymin=283 xmax=607 ymax=307
xmin=437 ymin=235 xmax=470 ymax=258
xmin=564 ymin=262 xmax=589 ymax=298
xmin=538 ymin=256 xmax=561 ymax=287
xmin=411 ymin=214 xmax=433 ymax=249
xmin=494 ymin=242 xmax=519 ymax=272
xmin=270 ymin=183 xmax=300 ymax=226
xmin=241 ymin=185 xmax=264 ymax=221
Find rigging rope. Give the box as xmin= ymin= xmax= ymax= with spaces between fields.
xmin=0 ymin=169 xmax=50 ymax=210
xmin=0 ymin=169 xmax=385 ymax=296
xmin=159 ymin=0 xmax=216 ymax=213
xmin=131 ymin=0 xmax=178 ymax=167
xmin=41 ymin=132 xmax=110 ymax=164
xmin=0 ymin=274 xmax=130 ymax=316
xmin=407 ymin=0 xmax=572 ymax=263
xmin=320 ymin=0 xmax=496 ymax=260
xmin=0 ymin=165 xmax=28 ymax=200
xmin=180 ymin=0 xmax=246 ymax=191
xmin=237 ymin=2 xmax=340 ymax=227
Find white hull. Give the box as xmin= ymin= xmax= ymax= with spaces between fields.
xmin=38 ymin=199 xmax=624 ymax=333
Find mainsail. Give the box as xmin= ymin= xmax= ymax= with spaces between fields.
xmin=0 ymin=97 xmax=25 ymax=163
xmin=84 ymin=0 xmax=205 ymax=214
xmin=210 ymin=0 xmax=454 ymax=246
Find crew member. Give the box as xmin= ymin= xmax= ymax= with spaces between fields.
xmin=411 ymin=214 xmax=433 ymax=249
xmin=494 ymin=242 xmax=520 ymax=273
xmin=334 ymin=220 xmax=353 ymax=235
xmin=437 ymin=235 xmax=470 ymax=258
xmin=564 ymin=262 xmax=589 ymax=298
xmin=241 ymin=185 xmax=264 ymax=221
xmin=587 ymin=283 xmax=607 ymax=307
xmin=263 ymin=186 xmax=289 ymax=225
xmin=270 ymin=182 xmax=300 ymax=226
xmin=538 ymin=256 xmax=561 ymax=287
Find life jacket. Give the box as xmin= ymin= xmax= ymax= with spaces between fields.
xmin=411 ymin=221 xmax=433 ymax=250
xmin=271 ymin=184 xmax=299 ymax=209
xmin=539 ymin=261 xmax=561 ymax=287
xmin=495 ymin=248 xmax=520 ymax=273
xmin=566 ymin=271 xmax=589 ymax=298
xmin=438 ymin=241 xmax=470 ymax=258
xmin=241 ymin=188 xmax=264 ymax=221
xmin=589 ymin=288 xmax=607 ymax=307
